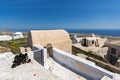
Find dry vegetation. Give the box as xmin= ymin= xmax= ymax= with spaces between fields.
xmin=0 ymin=38 xmax=28 ymax=54
xmin=0 ymin=46 xmax=10 ymax=53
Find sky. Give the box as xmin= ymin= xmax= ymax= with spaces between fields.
xmin=0 ymin=0 xmax=120 ymax=30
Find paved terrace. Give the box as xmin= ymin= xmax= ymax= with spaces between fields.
xmin=46 ymin=58 xmax=86 ymax=80
xmin=0 ymin=55 xmax=61 ymax=80
xmin=0 ymin=46 xmax=120 ymax=80
xmin=0 ymin=52 xmax=86 ymax=80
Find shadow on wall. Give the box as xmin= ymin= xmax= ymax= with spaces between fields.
xmin=32 ymin=47 xmax=44 ymax=66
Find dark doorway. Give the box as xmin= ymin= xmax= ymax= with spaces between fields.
xmin=83 ymin=38 xmax=87 ymax=46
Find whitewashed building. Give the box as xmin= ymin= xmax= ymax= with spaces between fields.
xmin=105 ymin=41 xmax=120 ymax=66
xmin=81 ymin=33 xmax=107 ymax=47
xmin=13 ymin=32 xmax=24 ymax=39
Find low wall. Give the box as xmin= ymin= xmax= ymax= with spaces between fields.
xmin=53 ymin=48 xmax=114 ymax=80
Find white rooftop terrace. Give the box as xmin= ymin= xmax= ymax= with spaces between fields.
xmin=0 ymin=53 xmax=61 ymax=80
xmin=0 ymin=45 xmax=120 ymax=80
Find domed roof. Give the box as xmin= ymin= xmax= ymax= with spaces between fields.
xmin=28 ymin=29 xmax=72 ymax=53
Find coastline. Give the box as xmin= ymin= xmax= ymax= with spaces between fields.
xmin=1 ymin=29 xmax=120 ymax=36
xmin=1 ymin=29 xmax=120 ymax=41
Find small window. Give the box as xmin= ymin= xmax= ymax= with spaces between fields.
xmin=92 ymin=40 xmax=94 ymax=44
xmin=111 ymin=48 xmax=116 ymax=55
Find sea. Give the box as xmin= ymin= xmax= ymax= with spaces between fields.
xmin=66 ymin=29 xmax=120 ymax=37
xmin=3 ymin=29 xmax=120 ymax=37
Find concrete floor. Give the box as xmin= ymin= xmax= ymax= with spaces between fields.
xmin=0 ymin=57 xmax=61 ymax=80
xmin=0 ymin=52 xmax=86 ymax=80
xmin=46 ymin=58 xmax=86 ymax=80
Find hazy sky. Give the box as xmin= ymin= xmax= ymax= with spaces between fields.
xmin=0 ymin=0 xmax=120 ymax=30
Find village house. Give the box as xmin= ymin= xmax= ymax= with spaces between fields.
xmin=105 ymin=41 xmax=120 ymax=67
xmin=72 ymin=33 xmax=120 ymax=67
xmin=13 ymin=32 xmax=24 ymax=39
xmin=81 ymin=33 xmax=107 ymax=47
xmin=72 ymin=33 xmax=108 ymax=58
xmin=72 ymin=33 xmax=107 ymax=47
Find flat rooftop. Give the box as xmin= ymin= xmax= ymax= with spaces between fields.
xmin=0 ymin=52 xmax=86 ymax=80
xmin=0 ymin=56 xmax=61 ymax=80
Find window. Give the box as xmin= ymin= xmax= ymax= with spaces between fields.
xmin=111 ymin=48 xmax=116 ymax=55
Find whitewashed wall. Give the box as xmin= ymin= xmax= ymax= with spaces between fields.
xmin=52 ymin=48 xmax=114 ymax=80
